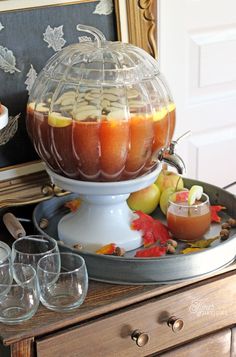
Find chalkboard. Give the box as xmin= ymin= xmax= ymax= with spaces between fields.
xmin=0 ymin=1 xmax=117 ymax=168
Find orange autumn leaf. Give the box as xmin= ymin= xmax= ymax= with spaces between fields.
xmin=65 ymin=198 xmax=81 ymax=212
xmin=96 ymin=243 xmax=116 ymax=255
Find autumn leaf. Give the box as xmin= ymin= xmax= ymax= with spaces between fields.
xmin=187 ymin=236 xmax=219 ymax=248
xmin=131 ymin=211 xmax=171 ymax=247
xmin=181 ymin=247 xmax=205 ymax=254
xmin=96 ymin=243 xmax=116 ymax=255
xmin=65 ymin=198 xmax=81 ymax=212
xmin=135 ymin=245 xmax=167 ymax=258
xmin=210 ymin=205 xmax=226 ymax=223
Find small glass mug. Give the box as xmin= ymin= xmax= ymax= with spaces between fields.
xmin=11 ymin=235 xmax=59 ymax=271
xmin=37 ymin=252 xmax=88 ymax=312
xmin=167 ymin=192 xmax=211 ymax=241
xmin=0 ymin=263 xmax=40 ymax=324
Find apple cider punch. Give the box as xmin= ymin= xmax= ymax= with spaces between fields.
xmin=167 ymin=191 xmax=211 ymax=241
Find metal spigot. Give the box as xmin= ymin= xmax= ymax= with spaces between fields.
xmin=158 ymin=131 xmax=191 ymax=175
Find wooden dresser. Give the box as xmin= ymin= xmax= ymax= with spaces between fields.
xmin=0 ymin=262 xmax=236 ymax=357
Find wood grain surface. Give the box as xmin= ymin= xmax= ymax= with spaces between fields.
xmin=0 ymin=266 xmax=235 ymax=347
xmin=35 ymin=272 xmax=236 ymax=356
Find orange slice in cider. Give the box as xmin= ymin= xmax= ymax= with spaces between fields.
xmin=48 ymin=112 xmax=72 ymax=127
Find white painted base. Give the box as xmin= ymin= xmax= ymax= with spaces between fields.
xmin=46 ymin=166 xmax=161 ymax=252
xmin=58 ymin=195 xmax=143 ymax=252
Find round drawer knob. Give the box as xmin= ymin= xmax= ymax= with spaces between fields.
xmin=131 ymin=329 xmax=149 ymax=347
xmin=167 ymin=316 xmax=184 ymax=332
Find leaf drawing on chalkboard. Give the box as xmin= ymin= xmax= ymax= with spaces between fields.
xmin=0 ymin=23 xmax=4 ymax=32
xmin=25 ymin=65 xmax=37 ymax=93
xmin=0 ymin=46 xmax=21 ymax=74
xmin=93 ymin=0 xmax=113 ymax=15
xmin=0 ymin=114 xmax=20 ymax=145
xmin=43 ymin=25 xmax=66 ymax=52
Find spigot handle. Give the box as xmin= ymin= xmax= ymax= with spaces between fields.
xmin=167 ymin=130 xmax=191 ymax=155
xmin=175 ymin=130 xmax=191 ymax=144
xmin=157 ymin=130 xmax=191 ymax=174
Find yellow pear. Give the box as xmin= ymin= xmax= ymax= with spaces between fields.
xmin=127 ymin=184 xmax=161 ymax=215
xmin=155 ymin=170 xmax=184 ymax=193
xmin=159 ymin=187 xmax=176 ymax=215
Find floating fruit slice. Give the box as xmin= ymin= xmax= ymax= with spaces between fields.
xmin=168 ymin=102 xmax=176 ymax=112
xmin=173 ymin=190 xmax=189 ymax=203
xmin=188 ymin=185 xmax=203 ymax=205
xmin=48 ymin=112 xmax=72 ymax=127
xmin=153 ymin=107 xmax=167 ymax=121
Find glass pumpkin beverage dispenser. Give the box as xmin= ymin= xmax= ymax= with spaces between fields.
xmin=26 ymin=25 xmax=183 ymax=252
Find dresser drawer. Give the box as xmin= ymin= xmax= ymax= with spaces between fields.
xmin=36 ymin=273 xmax=236 ymax=357
xmin=159 ymin=328 xmax=231 ymax=357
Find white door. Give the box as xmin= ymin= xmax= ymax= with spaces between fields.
xmin=158 ymin=0 xmax=236 ymax=194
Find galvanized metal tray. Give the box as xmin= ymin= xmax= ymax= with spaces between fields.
xmin=33 ymin=179 xmax=236 ymax=284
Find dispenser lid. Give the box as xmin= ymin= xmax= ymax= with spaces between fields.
xmin=42 ymin=24 xmax=160 ymax=86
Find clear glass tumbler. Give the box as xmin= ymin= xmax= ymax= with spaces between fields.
xmin=0 ymin=241 xmax=11 ymax=263
xmin=0 ymin=263 xmax=40 ymax=324
xmin=11 ymin=235 xmax=59 ymax=270
xmin=37 ymin=252 xmax=88 ymax=312
xmin=0 ymin=242 xmax=12 ymax=297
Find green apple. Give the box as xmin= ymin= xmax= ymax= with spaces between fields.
xmin=127 ymin=184 xmax=161 ymax=215
xmin=159 ymin=187 xmax=175 ymax=215
xmin=155 ymin=169 xmax=184 ymax=193
xmin=160 ymin=188 xmax=189 ymax=215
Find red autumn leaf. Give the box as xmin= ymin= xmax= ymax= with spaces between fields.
xmin=135 ymin=246 xmax=167 ymax=258
xmin=142 ymin=230 xmax=155 ymax=247
xmin=131 ymin=211 xmax=172 ymax=247
xmin=131 ymin=211 xmax=155 ymax=247
xmin=131 ymin=211 xmax=153 ymax=232
xmin=152 ymin=220 xmax=171 ymax=244
xmin=210 ymin=205 xmax=226 ymax=223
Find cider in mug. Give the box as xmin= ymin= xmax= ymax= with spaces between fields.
xmin=167 ymin=192 xmax=211 ymax=241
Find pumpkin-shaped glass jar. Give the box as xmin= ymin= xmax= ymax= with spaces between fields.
xmin=26 ymin=25 xmax=175 ymax=182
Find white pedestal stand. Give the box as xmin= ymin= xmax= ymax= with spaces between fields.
xmin=46 ymin=166 xmax=161 ymax=252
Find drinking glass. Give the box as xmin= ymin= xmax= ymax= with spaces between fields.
xmin=37 ymin=252 xmax=88 ymax=312
xmin=0 ymin=241 xmax=11 ymax=263
xmin=167 ymin=192 xmax=211 ymax=241
xmin=0 ymin=242 xmax=12 ymax=296
xmin=11 ymin=235 xmax=59 ymax=271
xmin=0 ymin=263 xmax=40 ymax=324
